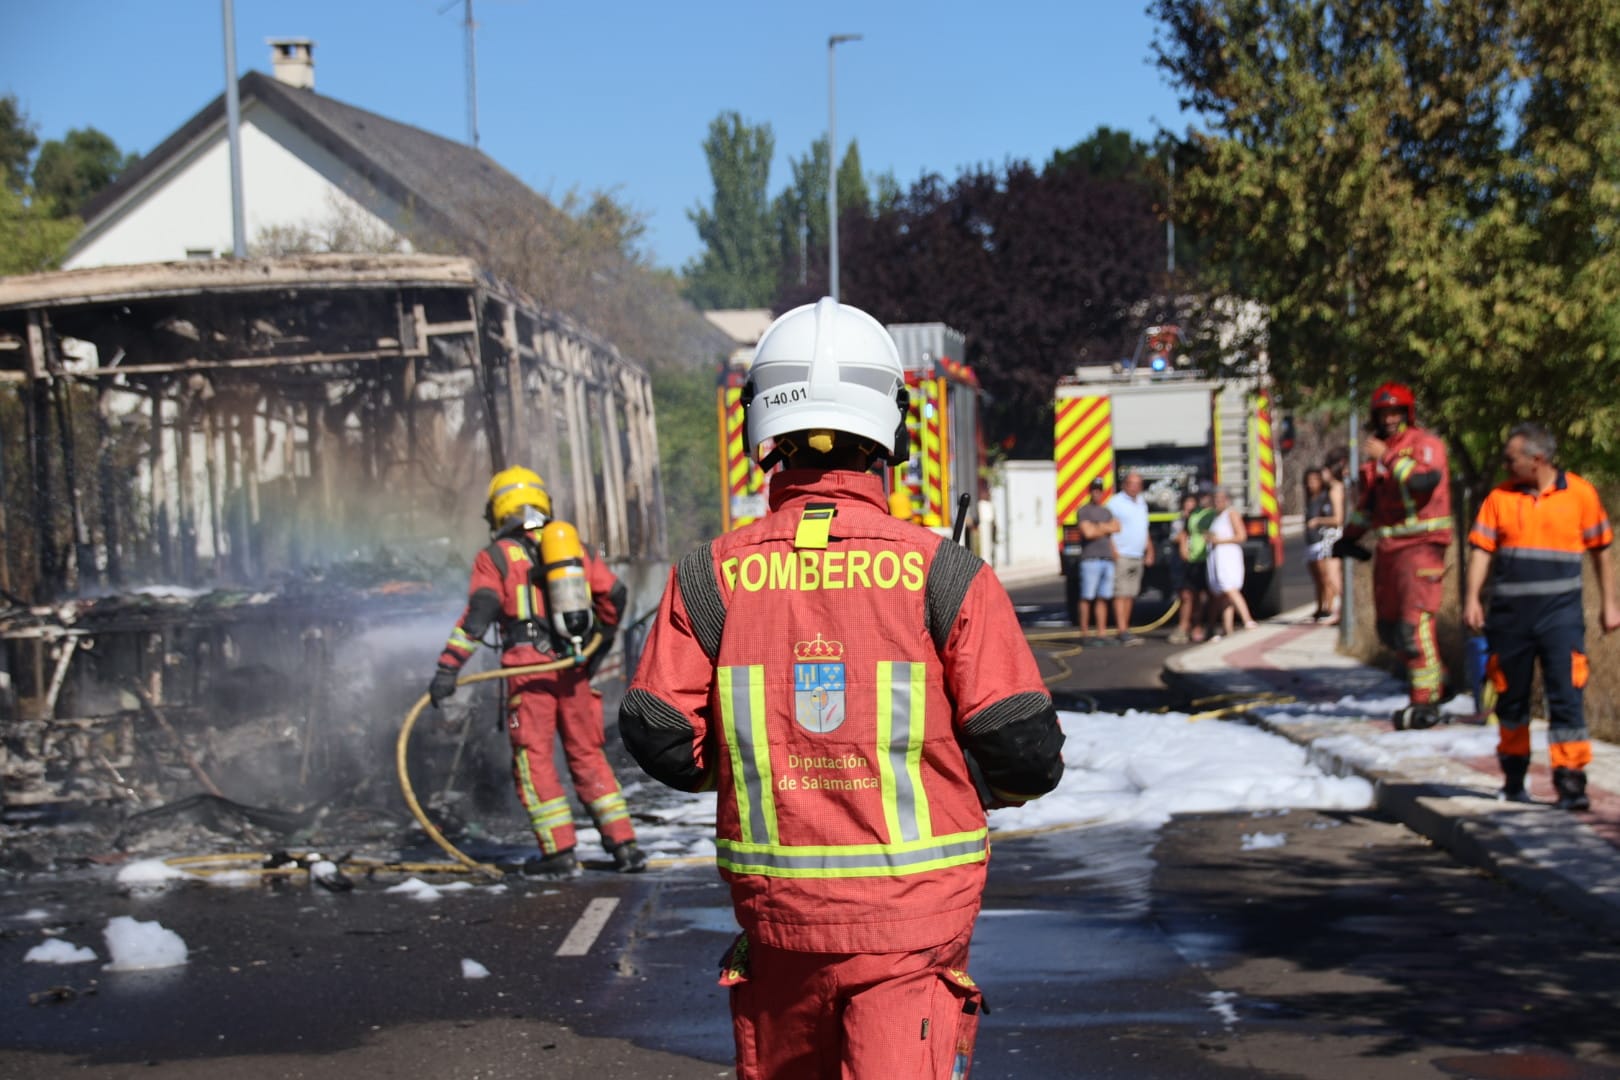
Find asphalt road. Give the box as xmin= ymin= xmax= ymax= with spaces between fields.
xmin=1007 ymin=531 xmax=1319 ymax=713
xmin=7 ymin=538 xmax=1620 ymax=1078
xmin=7 ymin=808 xmax=1620 ymax=1079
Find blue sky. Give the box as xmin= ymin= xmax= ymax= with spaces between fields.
xmin=3 ymin=0 xmax=1191 ymax=271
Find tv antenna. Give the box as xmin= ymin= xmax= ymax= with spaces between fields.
xmin=439 ymin=0 xmax=479 ymax=148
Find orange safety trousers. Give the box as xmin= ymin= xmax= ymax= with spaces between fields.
xmin=1373 ymin=543 xmax=1448 ymax=706
xmin=726 ymin=922 xmax=984 ymax=1080
xmin=506 ymin=667 xmax=635 ymax=855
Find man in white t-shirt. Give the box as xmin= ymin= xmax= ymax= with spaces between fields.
xmin=1105 ymin=470 xmax=1153 ymax=646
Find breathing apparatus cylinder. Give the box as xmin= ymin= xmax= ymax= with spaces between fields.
xmin=539 ymin=521 xmax=593 ymax=654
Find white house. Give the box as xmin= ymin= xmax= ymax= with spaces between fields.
xmin=66 ymin=40 xmax=543 ymax=268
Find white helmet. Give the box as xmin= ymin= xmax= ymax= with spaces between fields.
xmin=744 ymin=297 xmax=907 ymax=464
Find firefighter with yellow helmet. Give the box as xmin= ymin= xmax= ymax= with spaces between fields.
xmin=427 ymin=466 xmax=646 ymax=877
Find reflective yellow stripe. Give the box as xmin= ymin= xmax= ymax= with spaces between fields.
xmin=1376 ymin=516 xmax=1452 ymax=539
xmin=719 ymin=666 xmax=777 ymax=846
xmin=876 ymin=661 xmax=930 ymax=843
xmin=588 ymin=791 xmax=630 ymax=826
xmin=1412 ymin=613 xmax=1443 ymax=693
xmin=715 ymin=831 xmax=988 ymax=878
xmin=447 ymin=627 xmax=478 ymax=651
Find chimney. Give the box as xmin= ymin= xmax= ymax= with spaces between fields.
xmin=267 ymin=38 xmax=315 ymax=90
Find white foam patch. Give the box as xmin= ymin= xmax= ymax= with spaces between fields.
xmin=991 ymin=709 xmax=1376 ymax=835
xmin=103 ymin=916 xmax=188 ymax=971
xmin=1205 ymin=989 xmax=1240 ymax=1026
xmin=115 ymin=859 xmax=194 ymax=889
xmin=1240 ymin=832 xmax=1287 ymax=851
xmin=205 ymin=870 xmax=262 ymax=888
xmin=385 ymin=877 xmax=442 ymax=901
xmin=25 ymin=938 xmax=97 ymax=964
xmin=461 ymin=958 xmax=490 ymax=979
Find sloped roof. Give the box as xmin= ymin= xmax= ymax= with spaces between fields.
xmin=0 ymin=253 xmax=498 ymax=310
xmin=75 ymin=71 xmax=556 ymax=250
xmin=702 ymin=308 xmax=776 ymax=345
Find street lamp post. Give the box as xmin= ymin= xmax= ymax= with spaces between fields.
xmin=222 ymin=0 xmax=246 ymax=258
xmin=827 ymin=33 xmax=861 ymax=301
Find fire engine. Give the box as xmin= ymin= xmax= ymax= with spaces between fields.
xmin=1054 ymin=324 xmax=1286 ymax=620
xmin=717 ymin=322 xmax=983 ymax=540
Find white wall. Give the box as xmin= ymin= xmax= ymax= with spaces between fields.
xmin=989 ymin=460 xmax=1059 ymax=575
xmin=66 ymin=101 xmax=406 ymax=268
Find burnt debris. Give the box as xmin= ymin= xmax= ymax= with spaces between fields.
xmin=0 ymin=255 xmax=666 ymax=840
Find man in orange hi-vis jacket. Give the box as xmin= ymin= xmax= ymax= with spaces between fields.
xmin=620 ymin=298 xmax=1065 ymax=1080
xmin=1465 ymin=422 xmax=1620 ymax=811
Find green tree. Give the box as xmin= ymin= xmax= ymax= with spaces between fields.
xmin=771 ymin=136 xmax=871 ymax=294
xmin=652 ymin=364 xmax=723 ymax=550
xmin=0 ymin=94 xmax=39 ymax=194
xmin=683 ymin=112 xmax=777 ymax=310
xmin=837 ymin=139 xmax=869 ymax=215
xmin=1152 ymin=0 xmax=1620 ymax=481
xmin=1046 ymin=125 xmax=1150 ymax=181
xmin=0 ymin=93 xmax=77 ymax=273
xmin=32 ymin=127 xmax=138 ymax=217
xmin=0 ymin=185 xmax=79 ymax=274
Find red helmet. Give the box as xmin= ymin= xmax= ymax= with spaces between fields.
xmin=1369 ymin=381 xmax=1416 ymax=424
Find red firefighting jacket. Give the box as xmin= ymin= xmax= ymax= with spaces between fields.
xmin=1344 ymin=424 xmax=1453 ymax=553
xmin=438 ymin=528 xmax=625 ymax=671
xmin=621 ymin=470 xmax=1065 ymax=954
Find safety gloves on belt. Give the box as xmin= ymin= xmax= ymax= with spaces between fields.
xmin=428 ymin=666 xmax=460 ymax=706
xmin=1330 ymin=537 xmax=1372 ymax=561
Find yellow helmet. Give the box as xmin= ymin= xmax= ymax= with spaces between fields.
xmin=486 ymin=466 xmax=551 ymax=530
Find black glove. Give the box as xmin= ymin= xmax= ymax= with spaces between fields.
xmin=1330 ymin=536 xmax=1371 ymax=561
xmin=585 ymin=627 xmax=616 ymax=678
xmin=428 ymin=667 xmax=459 ymax=706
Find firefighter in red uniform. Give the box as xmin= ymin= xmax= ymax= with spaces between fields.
xmin=620 ymin=298 xmax=1066 ymax=1080
xmin=1464 ymin=422 xmax=1620 ymax=809
xmin=427 ymin=466 xmax=647 ymax=878
xmin=1332 ymin=383 xmax=1454 ymax=729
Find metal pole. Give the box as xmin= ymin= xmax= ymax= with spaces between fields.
xmin=464 ymin=0 xmax=479 ymax=148
xmin=827 ymin=33 xmax=860 ymax=300
xmin=1341 ymin=263 xmax=1358 ymax=650
xmin=222 ymin=0 xmax=246 ymax=258
xmin=1165 ymin=155 xmax=1175 ymax=275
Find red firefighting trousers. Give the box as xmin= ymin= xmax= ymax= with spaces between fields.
xmin=506 ymin=667 xmax=635 ymax=855
xmin=725 ymin=923 xmax=984 ymax=1080
xmin=1373 ymin=543 xmax=1447 ymax=706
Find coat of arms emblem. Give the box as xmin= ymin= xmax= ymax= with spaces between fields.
xmin=793 ymin=633 xmax=845 ymax=733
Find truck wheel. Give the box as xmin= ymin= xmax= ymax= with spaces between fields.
xmin=1247 ymin=568 xmax=1284 ymax=619
xmin=1064 ymin=568 xmax=1081 ymax=626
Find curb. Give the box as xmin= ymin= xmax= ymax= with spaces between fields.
xmin=1161 ymin=615 xmax=1620 ymax=938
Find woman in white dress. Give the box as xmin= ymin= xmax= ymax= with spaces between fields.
xmin=1206 ymin=488 xmax=1258 ymax=635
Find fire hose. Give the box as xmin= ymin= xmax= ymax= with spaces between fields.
xmin=1022 ymin=599 xmax=1181 ymax=691
xmin=394 ymin=633 xmax=602 ymax=880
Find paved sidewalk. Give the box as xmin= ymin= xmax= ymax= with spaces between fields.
xmin=1163 ymin=604 xmax=1620 ymax=937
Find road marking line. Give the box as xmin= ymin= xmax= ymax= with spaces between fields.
xmin=555 ymin=897 xmax=619 ymax=957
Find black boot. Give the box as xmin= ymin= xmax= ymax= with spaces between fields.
xmin=1552 ymin=768 xmax=1590 ymax=812
xmin=523 ymin=848 xmax=581 ymax=879
xmin=1392 ymin=704 xmax=1441 ymax=730
xmin=1406 ymin=704 xmax=1442 ymax=730
xmin=1498 ymin=755 xmax=1532 ymax=803
xmin=610 ymin=841 xmax=648 ymax=874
